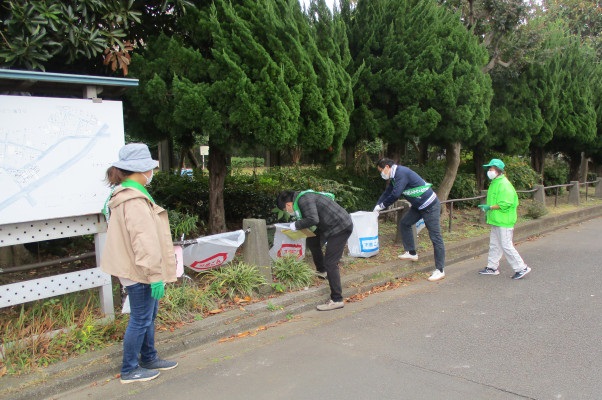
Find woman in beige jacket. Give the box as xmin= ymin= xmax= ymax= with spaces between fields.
xmin=101 ymin=143 xmax=177 ymax=384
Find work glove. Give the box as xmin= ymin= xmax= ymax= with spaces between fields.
xmin=150 ymin=281 xmax=165 ymax=300
xmin=288 ymin=222 xmax=297 ymax=231
xmin=373 ymin=204 xmax=384 ymax=213
xmin=477 ymin=204 xmax=491 ymax=212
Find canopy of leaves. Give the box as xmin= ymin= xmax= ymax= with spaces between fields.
xmin=345 ymin=0 xmax=492 ymax=149
xmin=0 ymin=0 xmax=193 ymax=75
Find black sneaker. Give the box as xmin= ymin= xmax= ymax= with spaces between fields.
xmin=120 ymin=367 xmax=160 ymax=384
xmin=139 ymin=358 xmax=178 ymax=370
xmin=478 ymin=267 xmax=500 ymax=275
xmin=512 ymin=266 xmax=531 ymax=280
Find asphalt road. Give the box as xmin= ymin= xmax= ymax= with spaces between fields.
xmin=55 ymin=217 xmax=602 ymax=400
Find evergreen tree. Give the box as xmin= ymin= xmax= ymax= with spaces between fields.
xmin=127 ymin=0 xmax=350 ymax=232
xmin=545 ymin=37 xmax=598 ymax=180
xmin=345 ymin=0 xmax=491 ymax=200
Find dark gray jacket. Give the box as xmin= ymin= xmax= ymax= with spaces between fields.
xmin=292 ymin=191 xmax=353 ymax=239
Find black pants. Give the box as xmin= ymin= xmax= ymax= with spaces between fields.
xmin=306 ymin=228 xmax=352 ymax=302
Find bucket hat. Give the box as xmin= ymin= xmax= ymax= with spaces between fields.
xmin=483 ymin=158 xmax=505 ymax=171
xmin=112 ymin=143 xmax=159 ymax=172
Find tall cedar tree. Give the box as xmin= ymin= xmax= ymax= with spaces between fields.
xmin=346 ymin=0 xmax=491 ymax=201
xmin=126 ymin=0 xmax=350 ymax=232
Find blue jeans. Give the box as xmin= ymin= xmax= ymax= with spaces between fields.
xmin=122 ymin=283 xmax=159 ymax=374
xmin=399 ymin=199 xmax=446 ymax=272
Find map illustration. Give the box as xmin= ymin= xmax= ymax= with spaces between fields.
xmin=0 ymin=95 xmax=125 ymax=225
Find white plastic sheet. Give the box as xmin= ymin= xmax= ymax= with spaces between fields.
xmin=347 ymin=211 xmax=379 ymax=258
xmin=416 ymin=218 xmax=425 ymax=234
xmin=183 ymin=230 xmax=245 ymax=272
xmin=269 ymin=223 xmax=306 ymax=261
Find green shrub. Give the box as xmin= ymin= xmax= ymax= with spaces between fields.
xmin=501 ymin=157 xmax=540 ymax=199
xmin=524 ymin=201 xmax=548 ymax=219
xmin=207 ymin=262 xmax=267 ymax=299
xmin=231 ymin=157 xmax=265 ymax=169
xmin=168 ymin=210 xmax=201 ymax=240
xmin=272 ymin=255 xmax=314 ymax=290
xmin=543 ymin=158 xmax=569 ymax=195
xmin=158 ymin=279 xmax=215 ymax=323
xmin=586 ymin=172 xmax=598 ymax=182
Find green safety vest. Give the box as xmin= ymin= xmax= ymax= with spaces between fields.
xmin=402 ymin=183 xmax=432 ymax=198
xmin=292 ymin=190 xmax=335 ymax=219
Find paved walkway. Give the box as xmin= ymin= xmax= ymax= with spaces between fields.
xmin=55 ymin=216 xmax=602 ymax=400
xmin=2 ymin=205 xmax=601 ymax=400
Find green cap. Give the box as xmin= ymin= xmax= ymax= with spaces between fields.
xmin=483 ymin=158 xmax=505 ymax=170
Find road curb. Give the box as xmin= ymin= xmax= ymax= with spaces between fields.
xmin=3 ymin=204 xmax=602 ymax=400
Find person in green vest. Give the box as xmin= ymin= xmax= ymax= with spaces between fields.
xmin=478 ymin=158 xmax=531 ymax=280
xmin=277 ymin=190 xmax=353 ymax=311
xmin=374 ymin=158 xmax=446 ymax=282
xmin=101 ymin=143 xmax=178 ymax=383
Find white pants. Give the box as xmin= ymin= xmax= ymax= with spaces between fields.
xmin=486 ymin=226 xmax=527 ymax=273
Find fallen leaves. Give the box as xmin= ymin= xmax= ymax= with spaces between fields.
xmin=218 ymin=317 xmax=299 ymax=343
xmin=346 ymin=277 xmax=415 ymax=303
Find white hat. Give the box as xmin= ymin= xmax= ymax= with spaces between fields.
xmin=112 ymin=143 xmax=159 ymax=172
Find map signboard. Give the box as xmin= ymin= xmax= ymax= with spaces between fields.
xmin=0 ymin=95 xmax=125 ymax=225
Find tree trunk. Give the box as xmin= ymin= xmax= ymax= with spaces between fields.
xmin=436 ymin=142 xmax=461 ymax=203
xmin=473 ymin=148 xmax=486 ymax=191
xmin=418 ymin=141 xmax=428 ymax=165
xmin=177 ymin=147 xmax=186 ymax=173
xmin=207 ymin=144 xmax=228 ymax=233
xmin=157 ymin=139 xmax=173 ymax=172
xmin=530 ymin=146 xmax=545 ymax=183
xmin=344 ymin=145 xmax=355 ymax=168
xmin=579 ymin=152 xmax=588 ymax=182
xmin=0 ymin=244 xmax=33 ymax=268
xmin=567 ymin=153 xmax=581 ymax=182
xmin=187 ymin=148 xmax=199 ymax=168
xmin=388 ymin=143 xmax=402 ymax=163
xmin=290 ymin=146 xmax=302 ymax=165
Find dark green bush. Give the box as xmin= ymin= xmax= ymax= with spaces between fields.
xmin=543 ymin=158 xmax=569 ymax=195
xmin=414 ymin=161 xmax=478 ymax=207
xmin=500 ymin=157 xmax=540 ymax=199
xmin=586 ymin=172 xmax=597 ymax=182
xmin=151 ymin=160 xmax=539 ymax=234
xmin=231 ymin=157 xmax=265 ymax=169
xmin=524 ymin=201 xmax=548 ymax=219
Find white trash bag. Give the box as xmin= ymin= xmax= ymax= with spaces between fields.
xmin=347 ymin=211 xmax=379 ymax=258
xmin=416 ymin=218 xmax=425 ymax=234
xmin=183 ymin=230 xmax=245 ymax=272
xmin=269 ymin=223 xmax=306 ymax=261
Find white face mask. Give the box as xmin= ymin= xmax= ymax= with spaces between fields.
xmin=144 ymin=170 xmax=154 ymax=186
xmin=487 ymin=170 xmax=498 ymax=180
xmin=380 ymin=169 xmax=389 ymax=180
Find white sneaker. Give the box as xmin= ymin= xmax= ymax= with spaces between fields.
xmin=316 ymin=300 xmax=344 ymax=311
xmin=398 ymin=251 xmax=418 ymax=261
xmin=428 ymin=269 xmax=445 ymax=281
